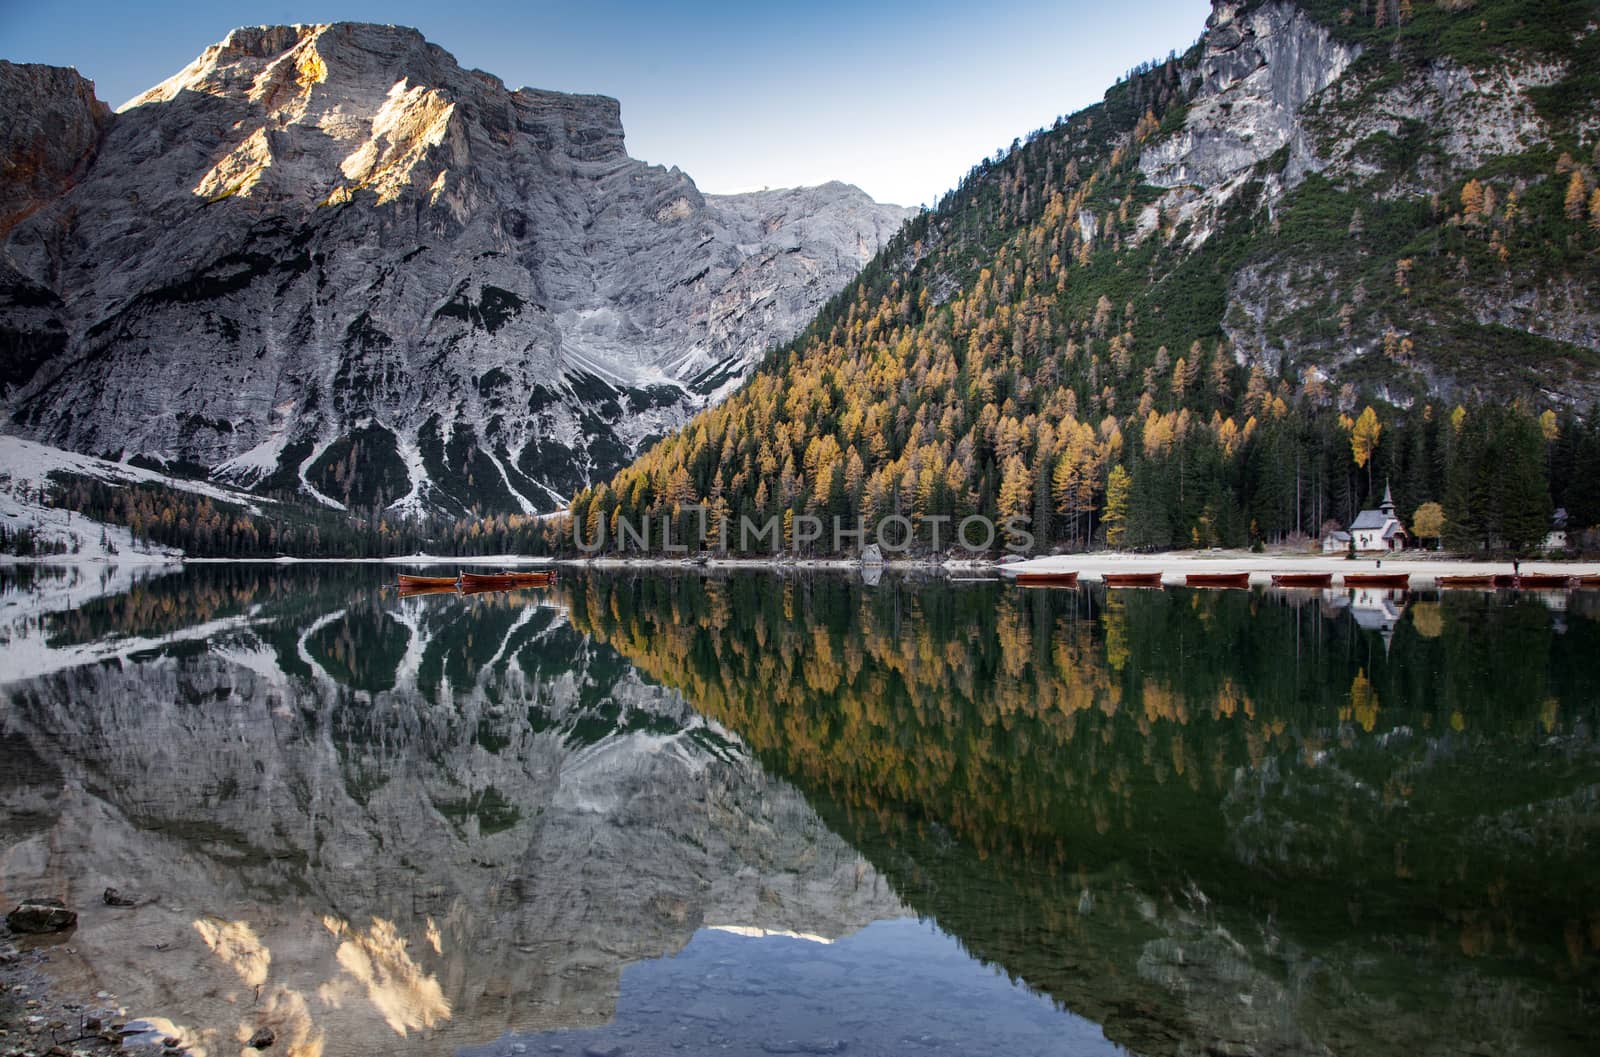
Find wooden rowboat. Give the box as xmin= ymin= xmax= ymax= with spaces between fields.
xmin=1435 ymin=574 xmax=1497 ymax=588
xmin=1103 ymin=572 xmax=1164 ymax=588
xmin=460 ymin=583 xmax=511 ymax=596
xmin=398 ymin=582 xmax=459 ymax=596
xmin=1579 ymin=575 xmax=1600 ymax=588
xmin=1185 ymin=572 xmax=1250 ymax=589
xmin=1270 ymin=573 xmax=1333 ymax=588
xmin=456 ymin=570 xmax=554 ymax=588
xmin=1516 ymin=573 xmax=1573 ymax=589
xmin=459 ymin=572 xmax=522 ymax=590
xmin=1015 ymin=571 xmax=1080 ymax=587
xmin=1343 ymin=573 xmax=1410 ymax=588
xmin=398 ymin=573 xmax=459 ymax=588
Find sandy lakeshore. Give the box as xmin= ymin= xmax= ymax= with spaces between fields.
xmin=547 ymin=549 xmax=1597 ymax=586
xmin=1005 ymin=550 xmax=1597 ymax=586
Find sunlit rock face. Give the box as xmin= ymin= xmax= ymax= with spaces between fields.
xmin=0 ymin=582 xmax=902 ymax=1053
xmin=1139 ymin=1 xmax=1358 ymax=191
xmin=0 ymin=24 xmax=912 ymax=514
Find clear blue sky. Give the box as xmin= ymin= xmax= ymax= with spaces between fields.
xmin=0 ymin=0 xmax=1209 ymax=207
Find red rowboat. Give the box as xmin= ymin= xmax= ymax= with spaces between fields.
xmin=1103 ymin=572 xmax=1164 ymax=588
xmin=1578 ymin=575 xmax=1600 ymax=588
xmin=1435 ymin=575 xmax=1497 ymax=589
xmin=1516 ymin=573 xmax=1573 ymax=589
xmin=1344 ymin=573 xmax=1410 ymax=588
xmin=1015 ymin=571 xmax=1080 ymax=587
xmin=1270 ymin=573 xmax=1333 ymax=588
xmin=459 ymin=572 xmax=522 ymax=590
xmin=398 ymin=573 xmax=458 ymax=588
xmin=398 ymin=582 xmax=458 ymax=596
xmin=457 ymin=571 xmax=556 ymax=591
xmin=1186 ymin=572 xmax=1249 ymax=589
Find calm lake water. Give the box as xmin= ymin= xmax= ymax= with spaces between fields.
xmin=1 ymin=564 xmax=1597 ymax=1056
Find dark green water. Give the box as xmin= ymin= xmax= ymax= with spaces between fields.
xmin=0 ymin=564 xmax=1596 ymax=1056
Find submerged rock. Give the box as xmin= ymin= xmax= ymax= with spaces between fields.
xmin=5 ymin=898 xmax=76 ymax=934
xmin=102 ymin=887 xmax=136 ymax=907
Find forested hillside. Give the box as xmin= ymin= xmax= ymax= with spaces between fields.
xmin=559 ymin=0 xmax=1600 ymax=555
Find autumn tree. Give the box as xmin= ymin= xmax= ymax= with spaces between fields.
xmin=1565 ymin=171 xmax=1588 ymax=221
xmin=1103 ymin=464 xmax=1131 ymax=548
xmin=1350 ymin=405 xmax=1382 ymax=489
xmin=1412 ymin=501 xmax=1445 ymax=548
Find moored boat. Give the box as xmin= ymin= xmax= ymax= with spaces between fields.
xmin=1015 ymin=571 xmax=1080 ymax=587
xmin=459 ymin=583 xmax=511 ymax=596
xmin=1578 ymin=574 xmax=1600 ymax=588
xmin=1515 ymin=573 xmax=1573 ymax=589
xmin=1185 ymin=572 xmax=1250 ymax=589
xmin=507 ymin=570 xmax=556 ymax=586
xmin=1343 ymin=573 xmax=1410 ymax=588
xmin=398 ymin=582 xmax=459 ymax=596
xmin=459 ymin=572 xmax=522 ymax=590
xmin=1435 ymin=574 xmax=1497 ymax=589
xmin=1103 ymin=572 xmax=1164 ymax=588
xmin=398 ymin=573 xmax=459 ymax=588
xmin=1270 ymin=573 xmax=1333 ymax=588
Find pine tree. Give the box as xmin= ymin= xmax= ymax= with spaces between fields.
xmin=1497 ymin=409 xmax=1553 ymax=553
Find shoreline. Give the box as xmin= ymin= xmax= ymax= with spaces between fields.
xmin=3 ymin=550 xmax=1596 ymax=587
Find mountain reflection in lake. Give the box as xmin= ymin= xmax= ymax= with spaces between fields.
xmin=0 ymin=565 xmax=1596 ymax=1057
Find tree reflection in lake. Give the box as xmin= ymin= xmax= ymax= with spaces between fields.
xmin=0 ymin=566 xmax=1595 ymax=1057
xmin=564 ymin=572 xmax=1600 ymax=1057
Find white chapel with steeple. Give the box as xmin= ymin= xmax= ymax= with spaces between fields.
xmin=1348 ymin=482 xmax=1409 ymax=553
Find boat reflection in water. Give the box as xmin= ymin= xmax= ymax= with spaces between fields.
xmin=0 ymin=564 xmax=1596 ymax=1056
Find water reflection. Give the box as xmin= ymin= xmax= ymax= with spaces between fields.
xmin=562 ymin=573 xmax=1600 ymax=1057
xmin=0 ymin=566 xmax=906 ymax=1055
xmin=0 ymin=566 xmax=1595 ymax=1057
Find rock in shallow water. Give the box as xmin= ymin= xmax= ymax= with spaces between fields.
xmin=5 ymin=898 xmax=77 ymax=934
xmin=102 ymin=886 xmax=136 ymax=907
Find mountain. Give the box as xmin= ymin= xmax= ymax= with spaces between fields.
xmin=573 ymin=0 xmax=1600 ymax=555
xmin=0 ymin=23 xmax=912 ymax=518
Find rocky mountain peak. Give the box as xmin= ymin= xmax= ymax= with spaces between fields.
xmin=119 ymin=21 xmax=627 ymax=213
xmin=0 ymin=25 xmax=912 ymax=516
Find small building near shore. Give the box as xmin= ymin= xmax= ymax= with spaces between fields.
xmin=1542 ymin=508 xmax=1568 ymax=552
xmin=1322 ymin=530 xmax=1351 ymax=555
xmin=1349 ymin=484 xmax=1408 ymax=553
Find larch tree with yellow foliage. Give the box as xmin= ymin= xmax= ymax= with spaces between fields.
xmin=1102 ymin=465 xmax=1131 ymax=549
xmin=1350 ymin=406 xmax=1382 ymax=489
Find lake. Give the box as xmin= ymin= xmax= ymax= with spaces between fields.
xmin=1 ymin=564 xmax=1597 ymax=1056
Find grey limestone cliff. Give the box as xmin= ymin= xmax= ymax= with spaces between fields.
xmin=0 ymin=24 xmax=913 ymax=516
